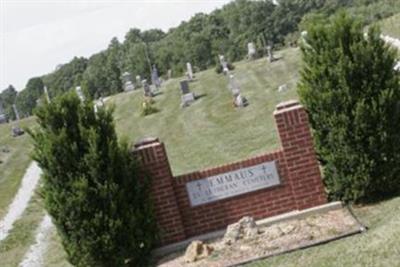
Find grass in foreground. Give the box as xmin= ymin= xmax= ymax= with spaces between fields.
xmin=0 ymin=118 xmax=44 ymax=267
xmin=0 ymin=117 xmax=36 ymax=219
xmin=42 ymin=196 xmax=400 ymax=267
xmin=247 ymin=196 xmax=400 ymax=267
xmin=0 ymin=189 xmax=45 ymax=267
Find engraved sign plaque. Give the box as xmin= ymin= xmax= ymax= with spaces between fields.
xmin=186 ymin=161 xmax=280 ymax=206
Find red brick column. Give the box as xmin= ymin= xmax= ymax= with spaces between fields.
xmin=274 ymin=100 xmax=327 ymax=209
xmin=132 ymin=138 xmax=186 ymax=245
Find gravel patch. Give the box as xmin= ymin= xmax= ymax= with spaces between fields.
xmin=157 ymin=208 xmax=363 ymax=267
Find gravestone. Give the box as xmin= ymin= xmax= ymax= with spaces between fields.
xmin=167 ymin=69 xmax=172 ymax=79
xmin=180 ymin=80 xmax=190 ymax=95
xmin=233 ymin=94 xmax=248 ymax=108
xmin=142 ymin=79 xmax=153 ymax=97
xmin=12 ymin=104 xmax=20 ymax=121
xmin=228 ymin=74 xmax=241 ymax=96
xmin=122 ymin=72 xmax=135 ymax=91
xmin=11 ymin=126 xmax=24 ymax=137
xmin=136 ymin=75 xmax=142 ymax=88
xmin=94 ymin=97 xmax=105 ymax=113
xmin=300 ymin=31 xmax=312 ymax=49
xmin=0 ymin=114 xmax=6 ymax=124
xmin=0 ymin=100 xmax=4 ymax=115
xmin=278 ymin=84 xmax=288 ymax=92
xmin=266 ymin=45 xmax=274 ymax=63
xmin=247 ymin=42 xmax=256 ymax=60
xmin=186 ymin=62 xmax=194 ymax=81
xmin=0 ymin=101 xmax=7 ymax=124
xmin=228 ymin=74 xmax=248 ymax=108
xmin=219 ymin=55 xmax=229 ymax=75
xmin=75 ymin=86 xmax=85 ymax=101
xmin=43 ymin=86 xmax=51 ymax=102
xmin=151 ymin=65 xmax=161 ymax=89
xmin=180 ymin=80 xmax=195 ymax=107
xmin=394 ymin=61 xmax=400 ymax=71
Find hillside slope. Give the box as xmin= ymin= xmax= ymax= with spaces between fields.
xmin=0 ymin=47 xmax=301 ymax=266
xmin=378 ymin=13 xmax=400 ymax=39
xmin=111 ymin=47 xmax=300 ymax=175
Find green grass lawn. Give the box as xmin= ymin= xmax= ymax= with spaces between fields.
xmin=0 ymin=118 xmax=36 ymax=219
xmin=111 ymin=48 xmax=300 ymax=175
xmin=378 ymin=13 xmax=400 ymax=39
xmin=40 ymin=196 xmax=400 ymax=267
xmin=0 ymin=118 xmax=45 ymax=267
xmin=0 ymin=190 xmax=45 ymax=267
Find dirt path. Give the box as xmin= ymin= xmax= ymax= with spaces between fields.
xmin=19 ymin=215 xmax=53 ymax=267
xmin=0 ymin=162 xmax=42 ymax=241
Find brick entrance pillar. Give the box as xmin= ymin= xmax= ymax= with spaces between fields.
xmin=274 ymin=101 xmax=327 ymax=209
xmin=133 ymin=138 xmax=186 ymax=245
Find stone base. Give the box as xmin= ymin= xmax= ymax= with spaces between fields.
xmin=181 ymin=92 xmax=196 ymax=107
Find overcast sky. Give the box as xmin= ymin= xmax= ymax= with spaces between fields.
xmin=0 ymin=0 xmax=232 ymax=91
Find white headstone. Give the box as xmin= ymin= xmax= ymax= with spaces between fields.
xmin=278 ymin=84 xmax=288 ymax=92
xmin=236 ymin=94 xmax=244 ymax=107
xmin=219 ymin=55 xmax=229 ymax=74
xmin=75 ymin=86 xmax=85 ymax=101
xmin=122 ymin=72 xmax=135 ymax=91
xmin=12 ymin=104 xmax=20 ymax=121
xmin=125 ymin=82 xmax=135 ymax=91
xmin=300 ymin=31 xmax=312 ymax=49
xmin=43 ymin=86 xmax=51 ymax=103
xmin=394 ymin=61 xmax=400 ymax=71
xmin=186 ymin=62 xmax=194 ymax=80
xmin=94 ymin=97 xmax=105 ymax=113
xmin=229 ymin=74 xmax=241 ymax=95
xmin=0 ymin=101 xmax=7 ymax=124
xmin=247 ymin=42 xmax=256 ymax=59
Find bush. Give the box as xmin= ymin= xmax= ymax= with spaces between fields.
xmin=298 ymin=12 xmax=400 ymax=202
xmin=29 ymin=92 xmax=158 ymax=266
xmin=141 ymin=98 xmax=159 ymax=116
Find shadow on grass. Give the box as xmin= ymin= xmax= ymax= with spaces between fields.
xmin=195 ymin=93 xmax=207 ymax=100
xmin=152 ymin=91 xmax=164 ymax=97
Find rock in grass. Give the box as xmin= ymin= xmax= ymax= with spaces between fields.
xmin=223 ymin=216 xmax=259 ymax=245
xmin=184 ymin=240 xmax=214 ymax=263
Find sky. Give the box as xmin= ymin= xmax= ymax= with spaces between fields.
xmin=0 ymin=0 xmax=232 ymax=91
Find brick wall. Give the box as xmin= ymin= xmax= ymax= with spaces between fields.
xmin=133 ymin=100 xmax=326 ymax=247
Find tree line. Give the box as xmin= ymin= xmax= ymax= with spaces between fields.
xmin=2 ymin=0 xmax=400 ymax=119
